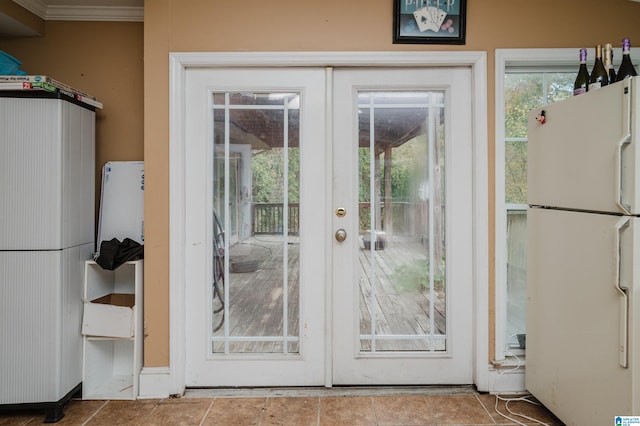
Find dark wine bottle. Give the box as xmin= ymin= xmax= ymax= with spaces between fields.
xmin=573 ymin=48 xmax=589 ymax=96
xmin=617 ymin=38 xmax=637 ymax=81
xmin=604 ymin=43 xmax=617 ymax=84
xmin=588 ymin=45 xmax=608 ymax=90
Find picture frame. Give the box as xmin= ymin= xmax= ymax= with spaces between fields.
xmin=393 ymin=0 xmax=467 ymax=45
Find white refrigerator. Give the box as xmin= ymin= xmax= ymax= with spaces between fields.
xmin=0 ymin=92 xmax=95 ymax=422
xmin=527 ymin=77 xmax=640 ymax=425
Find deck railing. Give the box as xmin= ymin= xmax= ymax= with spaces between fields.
xmin=252 ymin=202 xmax=421 ymax=235
xmin=253 ymin=203 xmax=300 ymax=235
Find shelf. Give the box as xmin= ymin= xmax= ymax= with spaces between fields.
xmin=83 ymin=374 xmax=134 ymax=401
xmin=85 ymin=336 xmax=134 ymax=342
xmin=84 ymin=260 xmax=140 ymax=302
xmin=82 ymin=260 xmax=143 ymax=400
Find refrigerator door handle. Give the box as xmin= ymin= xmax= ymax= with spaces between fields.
xmin=616 ymin=134 xmax=632 ymax=215
xmin=616 ymin=78 xmax=633 ymax=215
xmin=615 ymin=217 xmax=630 ymax=368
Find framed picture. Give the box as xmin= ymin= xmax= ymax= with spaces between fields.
xmin=393 ymin=0 xmax=467 ymax=45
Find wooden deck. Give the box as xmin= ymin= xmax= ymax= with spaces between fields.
xmin=211 ymin=235 xmax=446 ymax=354
xmin=358 ymin=236 xmax=446 ymax=352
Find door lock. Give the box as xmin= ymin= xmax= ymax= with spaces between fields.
xmin=335 ymin=207 xmax=346 ymax=218
xmin=335 ymin=229 xmax=347 ymax=242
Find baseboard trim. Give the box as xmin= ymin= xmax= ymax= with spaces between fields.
xmin=485 ymin=367 xmax=526 ymax=394
xmin=138 ymin=367 xmax=177 ymax=399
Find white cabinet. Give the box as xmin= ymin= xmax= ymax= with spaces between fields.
xmin=0 ymin=92 xmax=96 ymax=423
xmin=82 ymin=260 xmax=143 ymax=400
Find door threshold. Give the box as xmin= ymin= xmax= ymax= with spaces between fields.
xmin=184 ymin=385 xmax=477 ymax=398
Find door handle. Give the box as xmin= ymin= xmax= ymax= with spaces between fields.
xmin=335 ymin=229 xmax=347 ymax=242
xmin=617 ymin=79 xmax=633 ymax=215
xmin=616 ymin=133 xmax=632 ymax=215
xmin=615 ymin=217 xmax=630 ymax=368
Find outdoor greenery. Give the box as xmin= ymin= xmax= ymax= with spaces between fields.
xmin=251 ymin=135 xmax=432 ymax=208
xmin=251 ymin=148 xmax=300 ymax=203
xmin=357 ymin=137 xmax=431 ymax=230
xmin=504 ymin=73 xmax=573 ymax=204
xmin=392 ymin=258 xmax=445 ymax=292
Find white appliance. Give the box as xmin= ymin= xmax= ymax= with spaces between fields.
xmin=0 ymin=92 xmax=96 ymax=422
xmin=527 ymin=78 xmax=640 ymax=425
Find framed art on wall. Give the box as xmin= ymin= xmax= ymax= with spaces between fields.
xmin=393 ymin=0 xmax=467 ymax=45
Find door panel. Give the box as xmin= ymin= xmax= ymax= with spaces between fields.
xmin=332 ymin=68 xmax=473 ymax=384
xmin=184 ymin=68 xmax=326 ymax=386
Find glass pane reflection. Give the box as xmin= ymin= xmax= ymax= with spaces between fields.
xmin=357 ymin=91 xmax=447 ymax=353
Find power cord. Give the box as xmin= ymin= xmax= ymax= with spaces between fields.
xmin=492 ymin=334 xmax=550 ymax=426
xmin=494 ymin=393 xmax=550 ymax=426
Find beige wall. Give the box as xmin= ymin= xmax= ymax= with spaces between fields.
xmin=144 ymin=0 xmax=640 ymax=368
xmin=0 ymin=20 xmax=144 ymax=216
xmin=3 ymin=0 xmax=640 ymax=370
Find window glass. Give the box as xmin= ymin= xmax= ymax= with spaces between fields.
xmin=357 ymin=90 xmax=447 ymax=352
xmin=503 ymin=71 xmax=572 ymax=352
xmin=505 ymin=141 xmax=527 ymax=205
xmin=504 ymin=74 xmax=543 ymax=139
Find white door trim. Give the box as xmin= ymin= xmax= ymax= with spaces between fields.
xmin=139 ymin=51 xmax=488 ymax=398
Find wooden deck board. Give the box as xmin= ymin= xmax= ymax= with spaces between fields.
xmin=211 ymin=235 xmax=446 ymax=353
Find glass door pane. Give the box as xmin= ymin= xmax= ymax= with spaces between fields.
xmin=211 ymin=92 xmax=301 ymax=354
xmin=357 ymin=91 xmax=446 ymax=352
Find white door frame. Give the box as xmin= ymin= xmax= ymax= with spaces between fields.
xmin=138 ymin=51 xmax=488 ymax=398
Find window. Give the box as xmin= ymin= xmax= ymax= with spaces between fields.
xmin=503 ymin=71 xmax=573 ymax=356
xmin=495 ymin=49 xmax=575 ymax=363
xmin=495 ymin=48 xmax=640 ymax=363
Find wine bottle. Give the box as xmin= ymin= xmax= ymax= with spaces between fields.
xmin=588 ymin=45 xmax=608 ymax=90
xmin=617 ymin=38 xmax=638 ymax=81
xmin=604 ymin=43 xmax=617 ymax=84
xmin=573 ymin=48 xmax=589 ymax=96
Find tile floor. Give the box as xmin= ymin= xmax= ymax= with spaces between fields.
xmin=0 ymin=388 xmax=565 ymax=426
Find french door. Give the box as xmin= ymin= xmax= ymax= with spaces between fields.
xmin=332 ymin=68 xmax=473 ymax=384
xmin=183 ymin=65 xmax=473 ymax=387
xmin=184 ymin=68 xmax=327 ymax=386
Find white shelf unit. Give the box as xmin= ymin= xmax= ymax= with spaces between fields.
xmin=82 ymin=260 xmax=143 ymax=400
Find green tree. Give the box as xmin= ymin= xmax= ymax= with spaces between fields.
xmin=503 ymin=73 xmax=573 ymax=204
xmin=252 ymin=147 xmax=300 ymax=203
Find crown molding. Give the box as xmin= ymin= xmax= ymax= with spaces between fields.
xmin=12 ymin=0 xmax=143 ymax=22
